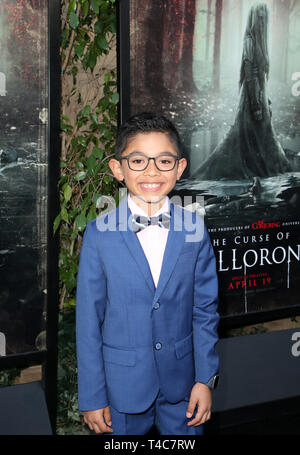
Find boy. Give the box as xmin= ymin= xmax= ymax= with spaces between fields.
xmin=76 ymin=112 xmax=219 ymax=435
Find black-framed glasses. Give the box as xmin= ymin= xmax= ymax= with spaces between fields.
xmin=119 ymin=153 xmax=179 ymax=171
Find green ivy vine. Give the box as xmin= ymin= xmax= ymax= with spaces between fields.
xmin=57 ymin=0 xmax=119 ymax=310
xmin=55 ymin=0 xmax=119 ymax=433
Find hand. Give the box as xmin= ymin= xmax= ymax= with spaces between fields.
xmin=186 ymin=382 xmax=212 ymax=427
xmin=83 ymin=406 xmax=114 ymax=434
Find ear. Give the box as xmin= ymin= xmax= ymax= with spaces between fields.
xmin=109 ymin=158 xmax=124 ymax=182
xmin=176 ymin=158 xmax=187 ymax=180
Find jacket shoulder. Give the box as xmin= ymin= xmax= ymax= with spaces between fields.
xmin=171 ymin=201 xmax=208 ymax=244
xmin=84 ymin=205 xmax=118 ymax=237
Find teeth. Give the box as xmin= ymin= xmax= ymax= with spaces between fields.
xmin=141 ymin=183 xmax=160 ymax=188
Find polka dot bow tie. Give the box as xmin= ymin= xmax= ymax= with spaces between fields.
xmin=131 ymin=212 xmax=171 ymax=233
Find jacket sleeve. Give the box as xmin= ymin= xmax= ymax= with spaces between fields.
xmin=193 ymin=223 xmax=220 ymax=383
xmin=76 ymin=221 xmax=109 ymax=411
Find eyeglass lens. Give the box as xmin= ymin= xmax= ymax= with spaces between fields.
xmin=128 ymin=155 xmax=177 ymax=171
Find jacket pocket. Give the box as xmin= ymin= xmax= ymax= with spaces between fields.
xmin=102 ymin=344 xmax=136 ymax=366
xmin=174 ymin=332 xmax=193 ymax=359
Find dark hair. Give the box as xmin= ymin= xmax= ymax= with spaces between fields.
xmin=114 ymin=112 xmax=182 ymax=159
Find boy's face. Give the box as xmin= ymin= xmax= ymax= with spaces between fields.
xmin=109 ymin=132 xmax=187 ymax=213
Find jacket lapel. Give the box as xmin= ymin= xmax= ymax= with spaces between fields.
xmin=117 ymin=198 xmax=155 ymax=293
xmin=153 ymin=203 xmax=185 ymax=302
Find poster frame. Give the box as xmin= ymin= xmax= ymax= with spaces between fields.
xmin=116 ymin=0 xmax=300 ymax=329
xmin=0 ymin=0 xmax=61 ymax=431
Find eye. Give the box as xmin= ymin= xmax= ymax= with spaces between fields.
xmin=159 ymin=156 xmax=175 ymax=165
xmin=129 ymin=156 xmax=147 ymax=168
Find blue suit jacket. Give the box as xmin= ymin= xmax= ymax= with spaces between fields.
xmin=76 ymin=197 xmax=219 ymax=413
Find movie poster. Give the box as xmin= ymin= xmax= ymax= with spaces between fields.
xmin=0 ymin=0 xmax=48 ymax=355
xmin=128 ymin=0 xmax=300 ymax=320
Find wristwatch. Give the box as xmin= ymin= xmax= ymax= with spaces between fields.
xmin=202 ymin=374 xmax=219 ymax=390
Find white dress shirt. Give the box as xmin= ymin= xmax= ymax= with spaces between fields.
xmin=128 ymin=195 xmax=169 ymax=287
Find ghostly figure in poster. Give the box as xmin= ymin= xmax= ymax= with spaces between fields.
xmin=194 ymin=2 xmax=291 ymax=180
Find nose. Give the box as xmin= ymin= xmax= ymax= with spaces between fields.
xmin=144 ymin=158 xmax=159 ymax=175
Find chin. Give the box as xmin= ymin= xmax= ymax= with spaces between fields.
xmin=133 ymin=193 xmax=166 ymax=205
xmin=142 ymin=194 xmax=166 ymax=203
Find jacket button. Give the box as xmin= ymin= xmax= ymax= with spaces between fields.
xmin=153 ymin=301 xmax=160 ymax=310
xmin=154 ymin=342 xmax=162 ymax=350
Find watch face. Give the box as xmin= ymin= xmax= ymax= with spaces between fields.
xmin=213 ymin=374 xmax=219 ymax=389
xmin=209 ymin=374 xmax=219 ymax=389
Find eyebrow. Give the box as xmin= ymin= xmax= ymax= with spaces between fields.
xmin=123 ymin=151 xmax=178 ymax=157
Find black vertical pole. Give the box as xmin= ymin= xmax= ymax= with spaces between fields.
xmin=45 ymin=0 xmax=61 ymax=434
xmin=117 ymin=0 xmax=131 ymax=126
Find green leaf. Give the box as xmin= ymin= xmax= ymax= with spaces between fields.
xmin=61 ymin=114 xmax=71 ymax=122
xmin=76 ymin=161 xmax=84 ymax=169
xmin=82 ymin=50 xmax=89 ymax=71
xmin=65 ymin=272 xmax=77 ymax=293
xmin=91 ymin=0 xmax=100 ymax=14
xmin=60 ymin=120 xmax=68 ymax=132
xmin=64 ymin=185 xmax=72 ymax=203
xmin=69 ymin=11 xmax=79 ymax=29
xmin=61 ymin=206 xmax=69 ymax=223
xmin=87 ymin=205 xmax=97 ymax=223
xmin=92 ymin=147 xmax=103 ymax=160
xmin=90 ymin=113 xmax=98 ymax=124
xmin=71 ymin=137 xmax=79 ymax=148
xmin=82 ymin=0 xmax=89 ymax=17
xmin=93 ymin=193 xmax=102 ymax=205
xmin=68 ymin=0 xmax=77 ymax=14
xmin=86 ymin=155 xmax=96 ymax=173
xmin=74 ymin=43 xmax=85 ymax=58
xmin=77 ymin=136 xmax=87 ymax=147
xmin=111 ymin=92 xmax=119 ymax=104
xmin=59 ymin=174 xmax=68 ymax=186
xmin=64 ymin=298 xmax=76 ymax=309
xmin=109 ymin=19 xmax=116 ymax=34
xmin=81 ymin=194 xmax=92 ymax=209
xmin=74 ymin=171 xmax=87 ymax=181
xmin=96 ymin=35 xmax=109 ymax=51
xmin=75 ymin=213 xmax=87 ymax=231
xmin=89 ymin=48 xmax=97 ymax=70
xmin=53 ymin=214 xmax=61 ymax=234
xmin=104 ymin=175 xmax=112 ymax=184
xmin=94 ymin=21 xmax=103 ymax=34
xmin=79 ymin=105 xmax=91 ymax=117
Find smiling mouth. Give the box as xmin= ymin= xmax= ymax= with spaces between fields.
xmin=140 ymin=183 xmax=162 ymax=189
